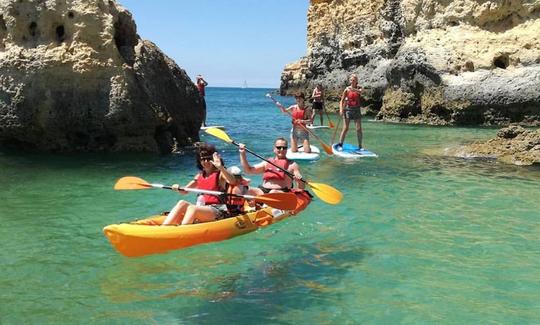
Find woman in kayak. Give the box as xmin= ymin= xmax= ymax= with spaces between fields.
xmin=275 ymin=92 xmax=313 ymax=153
xmin=162 ymin=143 xmax=236 ymax=225
xmin=239 ymin=137 xmax=304 ymax=193
xmin=337 ymin=74 xmax=363 ymax=150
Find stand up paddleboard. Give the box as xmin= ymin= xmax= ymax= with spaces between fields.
xmin=332 ymin=143 xmax=378 ymax=158
xmin=200 ymin=125 xmax=226 ymax=131
xmin=287 ymin=145 xmax=320 ymax=161
xmin=307 ymin=125 xmax=330 ymax=130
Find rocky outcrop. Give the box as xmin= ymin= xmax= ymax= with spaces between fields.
xmin=444 ymin=125 xmax=540 ymax=165
xmin=281 ymin=0 xmax=540 ymax=126
xmin=0 ymin=0 xmax=202 ymax=153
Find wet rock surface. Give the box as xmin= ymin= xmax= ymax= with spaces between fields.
xmin=445 ymin=125 xmax=540 ymax=166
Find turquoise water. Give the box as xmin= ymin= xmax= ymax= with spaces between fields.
xmin=1 ymin=87 xmax=539 ymax=324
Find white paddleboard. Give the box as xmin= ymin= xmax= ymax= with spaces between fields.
xmin=307 ymin=125 xmax=330 ymax=130
xmin=332 ymin=143 xmax=378 ymax=158
xmin=200 ymin=125 xmax=226 ymax=131
xmin=286 ymin=145 xmax=320 ymax=161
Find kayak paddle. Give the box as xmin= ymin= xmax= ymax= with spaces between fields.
xmin=266 ymin=93 xmax=333 ymax=156
xmin=204 ymin=128 xmax=343 ymax=205
xmin=114 ymin=176 xmax=298 ymax=210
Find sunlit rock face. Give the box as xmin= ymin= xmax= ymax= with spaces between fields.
xmin=0 ymin=0 xmax=202 ymax=153
xmin=282 ymin=0 xmax=540 ymax=126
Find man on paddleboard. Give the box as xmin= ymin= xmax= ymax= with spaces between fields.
xmin=239 ymin=137 xmax=304 ymax=194
xmin=196 ymin=74 xmax=209 ymax=127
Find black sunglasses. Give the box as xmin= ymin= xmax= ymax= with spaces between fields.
xmin=200 ymin=156 xmax=213 ymax=161
xmin=275 ymin=146 xmax=288 ymax=150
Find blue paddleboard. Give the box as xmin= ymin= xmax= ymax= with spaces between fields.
xmin=332 ymin=143 xmax=378 ymax=158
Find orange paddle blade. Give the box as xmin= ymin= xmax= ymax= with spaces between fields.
xmin=114 ymin=176 xmax=152 ymax=190
xmin=321 ymin=142 xmax=333 ymax=155
xmin=328 ymin=120 xmax=335 ymax=128
xmin=254 ymin=192 xmax=298 ymax=210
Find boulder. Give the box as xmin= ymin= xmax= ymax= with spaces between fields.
xmin=0 ymin=0 xmax=202 ymax=153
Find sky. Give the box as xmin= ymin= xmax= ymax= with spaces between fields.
xmin=119 ymin=0 xmax=309 ymax=88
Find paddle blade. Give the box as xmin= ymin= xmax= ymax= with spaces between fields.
xmin=204 ymin=127 xmax=233 ymax=143
xmin=114 ymin=176 xmax=152 ymax=190
xmin=321 ymin=143 xmax=334 ymax=155
xmin=328 ymin=120 xmax=335 ymax=128
xmin=307 ymin=182 xmax=342 ymax=205
xmin=254 ymin=192 xmax=298 ymax=210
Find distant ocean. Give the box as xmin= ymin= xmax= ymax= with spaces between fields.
xmin=1 ymin=87 xmax=539 ymax=323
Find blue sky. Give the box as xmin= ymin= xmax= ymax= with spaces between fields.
xmin=119 ymin=0 xmax=309 ymax=88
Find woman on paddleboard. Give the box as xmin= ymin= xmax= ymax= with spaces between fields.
xmin=275 ymin=92 xmax=313 ymax=153
xmin=162 ymin=143 xmax=236 ymax=225
xmin=311 ymin=84 xmax=325 ymax=126
xmin=337 ymin=74 xmax=363 ymax=150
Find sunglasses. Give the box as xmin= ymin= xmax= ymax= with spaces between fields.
xmin=200 ymin=156 xmax=213 ymax=162
xmin=275 ymin=146 xmax=288 ymax=150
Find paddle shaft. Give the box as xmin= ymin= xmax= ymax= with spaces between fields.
xmin=147 ymin=183 xmax=259 ymax=199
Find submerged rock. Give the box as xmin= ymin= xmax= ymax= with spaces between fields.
xmin=0 ymin=0 xmax=202 ymax=153
xmin=445 ymin=125 xmax=540 ymax=166
xmin=281 ymin=0 xmax=540 ymax=126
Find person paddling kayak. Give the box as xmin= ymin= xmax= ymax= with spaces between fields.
xmin=239 ymin=137 xmax=304 ymax=194
xmin=162 ymin=143 xmax=236 ymax=225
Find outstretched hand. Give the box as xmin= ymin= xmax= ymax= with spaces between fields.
xmin=211 ymin=152 xmax=222 ymax=168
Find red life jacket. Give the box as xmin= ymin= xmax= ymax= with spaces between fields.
xmin=196 ymin=171 xmax=221 ymax=204
xmin=263 ymin=158 xmax=292 ymax=181
xmin=197 ymin=82 xmax=206 ymax=97
xmin=291 ymin=105 xmax=306 ymax=125
xmin=346 ymin=88 xmax=361 ymax=108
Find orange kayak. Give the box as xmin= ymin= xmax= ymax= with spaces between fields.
xmin=103 ymin=190 xmax=311 ymax=257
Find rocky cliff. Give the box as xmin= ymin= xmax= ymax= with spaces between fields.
xmin=0 ymin=0 xmax=202 ymax=153
xmin=281 ymin=0 xmax=540 ymax=126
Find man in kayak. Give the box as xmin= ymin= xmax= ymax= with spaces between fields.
xmin=239 ymin=137 xmax=304 ymax=193
xmin=162 ymin=143 xmax=236 ymax=225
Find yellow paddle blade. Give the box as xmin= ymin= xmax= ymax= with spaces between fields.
xmin=204 ymin=127 xmax=233 ymax=143
xmin=255 ymin=192 xmax=298 ymax=210
xmin=114 ymin=176 xmax=152 ymax=190
xmin=307 ymin=181 xmax=343 ymax=205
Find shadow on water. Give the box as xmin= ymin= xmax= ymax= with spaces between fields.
xmin=98 ymin=240 xmax=369 ymax=323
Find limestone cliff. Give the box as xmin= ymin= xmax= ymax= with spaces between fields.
xmin=281 ymin=0 xmax=540 ymax=126
xmin=0 ymin=0 xmax=202 ymax=153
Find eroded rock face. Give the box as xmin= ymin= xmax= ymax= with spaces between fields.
xmin=282 ymin=0 xmax=540 ymax=126
xmin=445 ymin=125 xmax=540 ymax=165
xmin=0 ymin=0 xmax=202 ymax=153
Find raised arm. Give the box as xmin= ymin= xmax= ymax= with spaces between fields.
xmin=239 ymin=143 xmax=266 ymax=174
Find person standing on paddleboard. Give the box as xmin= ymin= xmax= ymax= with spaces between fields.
xmin=337 ymin=74 xmax=363 ymax=150
xmin=311 ymin=84 xmax=325 ymax=126
xmin=162 ymin=143 xmax=236 ymax=225
xmin=275 ymin=92 xmax=313 ymax=153
xmin=238 ymin=137 xmax=304 ymax=194
xmin=196 ymin=75 xmax=209 ymax=127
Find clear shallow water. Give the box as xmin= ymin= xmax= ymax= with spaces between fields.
xmin=1 ymin=87 xmax=539 ymax=324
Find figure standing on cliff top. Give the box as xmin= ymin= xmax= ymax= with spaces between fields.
xmin=336 ymin=74 xmax=363 ymax=150
xmin=311 ymin=84 xmax=325 ymax=126
xmin=196 ymin=75 xmax=209 ymax=127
